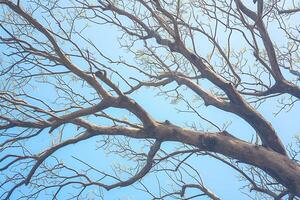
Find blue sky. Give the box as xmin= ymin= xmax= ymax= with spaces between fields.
xmin=1 ymin=1 xmax=300 ymax=199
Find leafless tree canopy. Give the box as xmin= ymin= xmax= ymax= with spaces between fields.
xmin=1 ymin=0 xmax=300 ymax=199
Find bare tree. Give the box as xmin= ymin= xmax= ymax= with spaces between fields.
xmin=1 ymin=0 xmax=300 ymax=199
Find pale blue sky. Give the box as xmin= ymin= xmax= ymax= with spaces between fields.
xmin=1 ymin=1 xmax=300 ymax=200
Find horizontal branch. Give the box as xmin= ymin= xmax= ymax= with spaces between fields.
xmin=73 ymin=119 xmax=300 ymax=196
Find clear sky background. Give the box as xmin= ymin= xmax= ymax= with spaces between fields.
xmin=1 ymin=1 xmax=300 ymax=200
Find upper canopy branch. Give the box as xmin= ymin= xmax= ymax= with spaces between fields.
xmin=234 ymin=0 xmax=300 ymax=99
xmin=97 ymin=1 xmax=287 ymax=155
xmin=1 ymin=0 xmax=110 ymax=98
